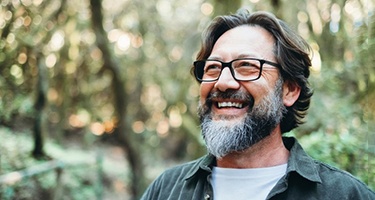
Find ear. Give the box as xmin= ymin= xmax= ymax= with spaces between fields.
xmin=282 ymin=80 xmax=301 ymax=107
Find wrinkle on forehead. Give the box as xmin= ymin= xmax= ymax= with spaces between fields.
xmin=209 ymin=25 xmax=277 ymax=62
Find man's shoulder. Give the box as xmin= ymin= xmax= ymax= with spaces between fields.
xmin=285 ymin=137 xmax=374 ymax=198
xmin=140 ymin=155 xmax=212 ymax=200
xmin=160 ymin=154 xmax=213 ymax=180
xmin=314 ymin=160 xmax=373 ymax=190
xmin=142 ymin=155 xmax=210 ymax=193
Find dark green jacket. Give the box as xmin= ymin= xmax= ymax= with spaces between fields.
xmin=141 ymin=137 xmax=375 ymax=200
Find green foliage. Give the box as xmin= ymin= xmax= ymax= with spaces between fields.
xmin=0 ymin=0 xmax=374 ymax=198
xmin=0 ymin=94 xmax=34 ymax=124
xmin=0 ymin=127 xmax=129 ymax=199
xmin=297 ymin=130 xmax=374 ymax=190
xmin=0 ymin=127 xmax=51 ymax=199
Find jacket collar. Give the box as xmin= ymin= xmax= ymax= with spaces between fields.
xmin=184 ymin=154 xmax=215 ymax=180
xmin=283 ymin=137 xmax=322 ymax=183
xmin=184 ymin=137 xmax=322 ymax=183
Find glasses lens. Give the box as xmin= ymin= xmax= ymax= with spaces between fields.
xmin=194 ymin=59 xmax=263 ymax=82
xmin=194 ymin=61 xmax=205 ymax=81
xmin=232 ymin=59 xmax=261 ymax=81
xmin=194 ymin=60 xmax=222 ymax=81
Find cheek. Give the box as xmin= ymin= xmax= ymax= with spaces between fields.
xmin=242 ymin=82 xmax=270 ymax=104
xmin=199 ymin=82 xmax=214 ymax=102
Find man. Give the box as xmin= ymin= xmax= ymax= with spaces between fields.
xmin=141 ymin=10 xmax=375 ymax=200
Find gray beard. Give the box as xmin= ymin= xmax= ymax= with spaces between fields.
xmin=198 ymin=79 xmax=286 ymax=158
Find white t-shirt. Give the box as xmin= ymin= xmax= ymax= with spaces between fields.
xmin=211 ymin=164 xmax=287 ymax=200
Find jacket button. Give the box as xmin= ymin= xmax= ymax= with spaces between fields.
xmin=204 ymin=194 xmax=210 ymax=200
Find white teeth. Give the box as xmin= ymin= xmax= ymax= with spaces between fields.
xmin=218 ymin=102 xmax=243 ymax=108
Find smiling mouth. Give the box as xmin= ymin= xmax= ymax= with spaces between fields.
xmin=216 ymin=101 xmax=248 ymax=109
xmin=206 ymin=89 xmax=254 ymax=111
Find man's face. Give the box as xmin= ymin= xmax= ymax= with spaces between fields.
xmin=198 ymin=25 xmax=286 ymax=158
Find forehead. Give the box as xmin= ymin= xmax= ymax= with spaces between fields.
xmin=209 ymin=25 xmax=276 ymax=60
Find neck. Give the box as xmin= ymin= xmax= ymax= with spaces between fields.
xmin=216 ymin=127 xmax=289 ymax=168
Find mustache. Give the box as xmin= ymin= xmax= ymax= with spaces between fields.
xmin=206 ymin=89 xmax=254 ymax=107
xmin=198 ymin=89 xmax=255 ymax=122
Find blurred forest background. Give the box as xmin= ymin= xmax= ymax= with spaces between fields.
xmin=0 ymin=0 xmax=374 ymax=199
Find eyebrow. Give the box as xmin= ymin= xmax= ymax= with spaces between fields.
xmin=206 ymin=55 xmax=222 ymax=60
xmin=237 ymin=53 xmax=262 ymax=59
xmin=207 ymin=53 xmax=263 ymax=60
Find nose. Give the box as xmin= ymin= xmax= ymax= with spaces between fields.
xmin=214 ymin=68 xmax=240 ymax=92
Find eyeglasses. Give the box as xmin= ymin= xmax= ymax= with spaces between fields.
xmin=193 ymin=58 xmax=280 ymax=82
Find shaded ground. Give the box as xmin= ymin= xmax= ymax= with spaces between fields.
xmin=0 ymin=126 xmax=133 ymax=199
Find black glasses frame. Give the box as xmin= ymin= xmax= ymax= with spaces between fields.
xmin=193 ymin=58 xmax=280 ymax=82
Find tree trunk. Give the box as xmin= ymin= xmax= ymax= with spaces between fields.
xmin=32 ymin=54 xmax=48 ymax=159
xmin=89 ymin=0 xmax=145 ymax=199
